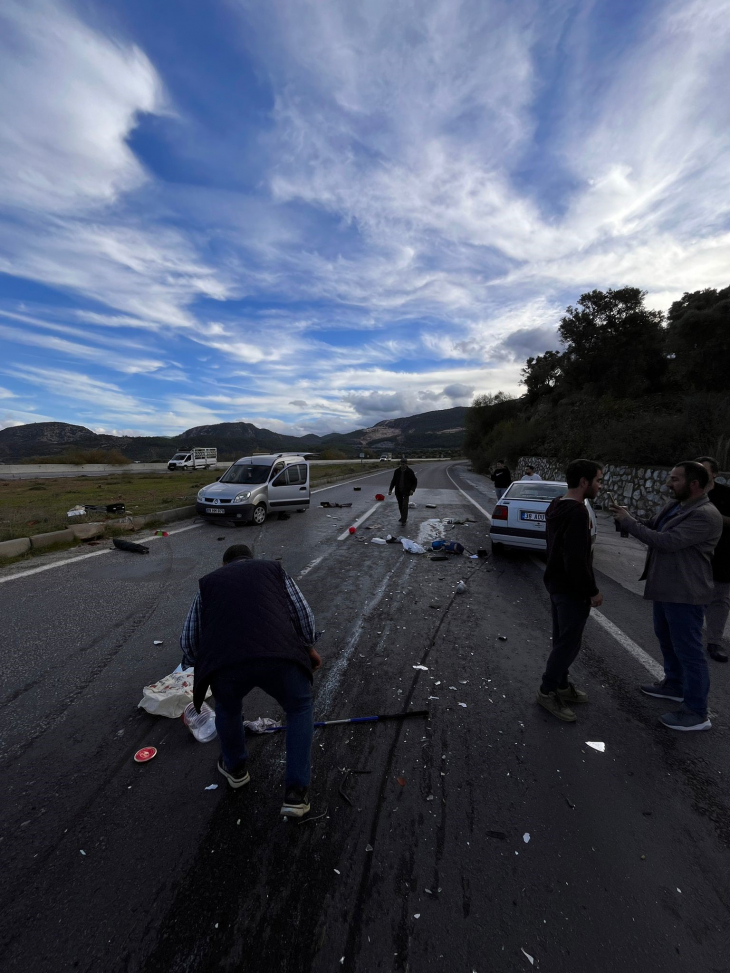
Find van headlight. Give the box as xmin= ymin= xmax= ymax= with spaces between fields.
xmin=233 ymin=491 xmax=251 ymax=503
xmin=197 ymin=488 xmax=206 ymax=501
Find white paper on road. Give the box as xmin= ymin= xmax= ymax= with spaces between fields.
xmin=138 ymin=668 xmax=211 ymax=718
xmin=586 ymin=741 xmax=606 ymax=752
xmin=521 ymin=947 xmax=535 ymax=965
xmin=400 ymin=538 xmax=426 ymax=554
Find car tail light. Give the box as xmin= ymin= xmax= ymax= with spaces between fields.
xmin=493 ymin=504 xmax=508 ymax=520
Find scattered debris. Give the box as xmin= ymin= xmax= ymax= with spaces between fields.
xmin=113 ymin=538 xmax=149 ymax=555
xmin=400 ymin=538 xmax=426 ymax=554
xmin=408 ymin=502 xmax=417 ymax=508
xmin=80 ymin=850 xmax=86 ymax=856
xmin=412 ymin=664 xmax=429 ymax=671
xmin=154 ymin=530 xmax=169 ymax=537
xmin=67 ymin=505 xmax=86 ymax=518
xmin=153 ymin=640 xmax=163 ymax=645
xmin=204 ymin=784 xmax=219 ymax=791
xmin=397 ymin=777 xmax=406 ymax=786
xmin=243 ymin=717 xmax=282 ymax=734
xmin=334 ymin=869 xmax=341 ymax=875
xmin=458 ymin=702 xmax=467 ymax=708
xmin=497 ymin=635 xmax=508 ymax=641
xmin=386 ymin=534 xmax=399 ymax=544
xmin=298 ymin=807 xmax=329 ymax=825
xmin=371 ymin=537 xmax=387 ymax=545
xmin=133 ymin=747 xmax=157 ymax=763
xmin=586 ymin=742 xmax=606 ymax=752
xmin=565 ymin=797 xmax=576 ymax=809
xmin=348 ymin=527 xmax=357 ymax=534
xmin=365 ymin=844 xmax=373 ymax=852
xmin=354 ymin=486 xmax=361 ymax=491
xmin=455 ymin=580 xmax=467 ymax=593
xmin=413 ymin=913 xmax=420 ymax=919
xmin=217 ymin=536 xmax=225 ymax=541
xmin=375 ymin=494 xmax=385 ymax=501
xmin=320 ymin=501 xmax=352 ymax=508
xmin=521 ymin=947 xmax=535 ymax=966
xmin=425 ymin=503 xmax=437 ymax=509
xmin=429 ymin=603 xmax=442 ymax=609
xmin=523 ymin=833 xmax=530 ymax=843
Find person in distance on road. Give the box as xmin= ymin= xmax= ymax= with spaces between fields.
xmin=180 ymin=544 xmax=321 ymax=817
xmin=389 ymin=456 xmax=417 ymax=525
xmin=521 ymin=465 xmax=543 ymax=481
xmin=611 ymin=462 xmax=722 ymax=731
xmin=696 ymin=457 xmax=730 ymax=663
xmin=537 ymin=459 xmax=604 ymax=722
xmin=490 ymin=460 xmax=512 ymax=500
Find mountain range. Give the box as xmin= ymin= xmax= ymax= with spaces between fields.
xmin=0 ymin=407 xmax=467 ymax=463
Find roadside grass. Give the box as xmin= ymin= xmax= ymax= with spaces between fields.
xmin=0 ymin=462 xmax=397 ymax=541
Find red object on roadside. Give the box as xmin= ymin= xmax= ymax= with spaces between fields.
xmin=375 ymin=493 xmax=385 ymax=501
xmin=133 ymin=747 xmax=157 ymax=763
xmin=348 ymin=526 xmax=357 ymax=534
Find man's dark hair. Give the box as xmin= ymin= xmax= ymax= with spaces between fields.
xmin=695 ymin=455 xmax=719 ymax=474
xmin=222 ymin=544 xmax=254 ymax=564
xmin=565 ymin=459 xmax=602 ymax=489
xmin=526 ymin=465 xmax=534 ymax=471
xmin=675 ymin=461 xmax=710 ymax=490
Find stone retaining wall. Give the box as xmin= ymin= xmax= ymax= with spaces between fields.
xmin=516 ymin=456 xmax=729 ymax=520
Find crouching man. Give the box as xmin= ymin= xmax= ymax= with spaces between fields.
xmin=180 ymin=544 xmax=321 ymax=817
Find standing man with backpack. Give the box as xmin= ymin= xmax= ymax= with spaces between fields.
xmin=389 ymin=457 xmax=417 ymax=525
xmin=537 ymin=459 xmax=604 ymax=722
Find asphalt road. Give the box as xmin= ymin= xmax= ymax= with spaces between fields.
xmin=1 ymin=463 xmax=729 ymax=973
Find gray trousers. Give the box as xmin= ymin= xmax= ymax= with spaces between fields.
xmin=706 ymin=581 xmax=730 ymax=644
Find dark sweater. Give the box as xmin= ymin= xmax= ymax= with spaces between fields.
xmin=543 ymin=497 xmax=598 ymax=599
xmin=193 ymin=558 xmax=313 ymax=710
xmin=490 ymin=467 xmax=512 ymax=488
xmin=708 ymin=481 xmax=730 ymax=583
xmin=390 ymin=466 xmax=417 ymax=495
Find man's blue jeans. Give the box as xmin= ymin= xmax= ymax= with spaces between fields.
xmin=209 ymin=660 xmax=313 ymax=789
xmin=653 ymin=601 xmax=709 ymax=718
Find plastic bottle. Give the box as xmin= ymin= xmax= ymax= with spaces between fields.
xmin=182 ymin=701 xmax=218 ymax=743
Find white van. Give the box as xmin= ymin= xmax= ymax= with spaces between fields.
xmin=196 ymin=453 xmax=310 ymax=525
xmin=168 ymin=447 xmax=217 ymax=471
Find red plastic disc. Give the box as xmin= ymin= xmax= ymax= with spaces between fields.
xmin=133 ymin=747 xmax=157 ymax=763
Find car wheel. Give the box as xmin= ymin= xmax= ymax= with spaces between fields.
xmin=251 ymin=503 xmax=267 ymax=525
xmin=491 ymin=541 xmax=505 ymax=554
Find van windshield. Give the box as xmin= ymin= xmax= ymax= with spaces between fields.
xmin=219 ymin=464 xmax=271 ymax=485
xmin=171 ymin=453 xmax=188 ymax=460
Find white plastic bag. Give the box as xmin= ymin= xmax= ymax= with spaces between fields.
xmin=138 ymin=668 xmax=211 ymax=718
xmin=400 ymin=537 xmax=426 ymax=554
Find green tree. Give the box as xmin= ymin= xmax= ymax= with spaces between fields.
xmin=558 ymin=288 xmax=666 ymax=397
xmin=521 ymin=350 xmax=565 ymax=402
xmin=665 ymin=286 xmax=730 ymax=392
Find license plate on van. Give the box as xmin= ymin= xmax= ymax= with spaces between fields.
xmin=520 ymin=511 xmax=545 ymax=522
xmin=205 ymin=508 xmax=226 ymax=514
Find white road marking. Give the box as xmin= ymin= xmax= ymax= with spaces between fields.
xmin=337 ymin=502 xmax=381 ymax=540
xmin=297 ymin=554 xmax=325 ymax=579
xmin=0 ymin=523 xmax=201 ymax=585
xmin=528 ymin=554 xmax=664 ymax=679
xmin=589 ymin=609 xmax=665 ymax=680
xmin=445 ymin=465 xmax=492 ymax=521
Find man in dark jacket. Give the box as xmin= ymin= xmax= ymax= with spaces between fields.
xmin=490 ymin=461 xmax=512 ymax=500
xmin=179 ymin=544 xmax=321 ymax=818
xmin=537 ymin=459 xmax=603 ymax=722
xmin=389 ymin=457 xmax=418 ymax=524
xmin=697 ymin=457 xmax=730 ymax=663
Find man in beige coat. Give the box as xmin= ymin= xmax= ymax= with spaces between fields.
xmin=611 ymin=461 xmax=722 ymax=731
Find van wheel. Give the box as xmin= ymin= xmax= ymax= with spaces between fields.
xmin=251 ymin=503 xmax=267 ymax=526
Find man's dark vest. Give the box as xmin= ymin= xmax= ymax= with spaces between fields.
xmin=193 ymin=559 xmax=312 ymax=710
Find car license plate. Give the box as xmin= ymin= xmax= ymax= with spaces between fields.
xmin=520 ymin=510 xmax=545 ymax=523
xmin=205 ymin=507 xmax=226 ymax=514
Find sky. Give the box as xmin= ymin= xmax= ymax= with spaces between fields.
xmin=0 ymin=0 xmax=729 ymax=438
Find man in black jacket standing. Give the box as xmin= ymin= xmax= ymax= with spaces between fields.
xmin=698 ymin=457 xmax=730 ymax=663
xmin=490 ymin=461 xmax=512 ymax=500
xmin=389 ymin=457 xmax=418 ymax=525
xmin=180 ymin=544 xmax=321 ymax=818
xmin=537 ymin=459 xmax=603 ymax=722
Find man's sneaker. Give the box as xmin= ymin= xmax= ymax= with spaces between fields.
xmin=536 ymin=690 xmax=576 ymax=722
xmin=640 ymin=681 xmax=683 ymax=702
xmin=707 ymin=643 xmax=728 ymax=663
xmin=281 ymin=787 xmax=310 ymax=819
xmin=217 ymin=758 xmax=250 ymax=789
xmin=557 ymin=682 xmax=589 ymax=704
xmin=659 ymin=707 xmax=711 ymax=732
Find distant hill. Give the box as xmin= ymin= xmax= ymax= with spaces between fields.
xmin=0 ymin=407 xmax=466 ymax=463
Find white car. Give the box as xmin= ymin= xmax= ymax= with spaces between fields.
xmin=489 ymin=480 xmax=597 ymax=553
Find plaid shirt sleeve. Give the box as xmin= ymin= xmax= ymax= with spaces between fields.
xmin=284 ymin=574 xmax=318 ymax=645
xmin=180 ymin=592 xmax=202 ymax=668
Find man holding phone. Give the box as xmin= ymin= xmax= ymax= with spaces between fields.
xmin=537 ymin=459 xmax=603 ymax=722
xmin=610 ymin=462 xmax=722 ymax=731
